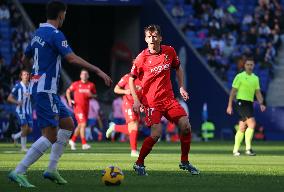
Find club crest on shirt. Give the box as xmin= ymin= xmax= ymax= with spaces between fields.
xmin=164 ymin=54 xmax=169 ymax=61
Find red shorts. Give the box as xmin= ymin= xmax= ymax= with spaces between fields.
xmin=74 ymin=108 xmax=88 ymax=124
xmin=144 ymin=99 xmax=187 ymax=127
xmin=122 ymin=101 xmax=139 ymax=124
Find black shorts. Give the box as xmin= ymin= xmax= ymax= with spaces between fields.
xmin=235 ymin=100 xmax=254 ymax=121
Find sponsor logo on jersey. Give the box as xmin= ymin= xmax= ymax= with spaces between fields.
xmin=150 ymin=64 xmax=170 ymax=73
xmin=62 ymin=40 xmax=68 ymax=48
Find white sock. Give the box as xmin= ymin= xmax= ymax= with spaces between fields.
xmin=13 ymin=131 xmax=22 ymax=140
xmin=48 ymin=129 xmax=72 ymax=172
xmin=21 ymin=136 xmax=27 ymax=149
xmin=15 ymin=136 xmax=52 ymax=174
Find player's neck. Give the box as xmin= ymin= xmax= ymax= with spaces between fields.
xmin=47 ymin=20 xmax=59 ymax=29
xmin=21 ymin=80 xmax=28 ymax=85
xmin=245 ymin=71 xmax=252 ymax=75
xmin=81 ymin=80 xmax=88 ymax=83
xmin=148 ymin=46 xmax=161 ymax=54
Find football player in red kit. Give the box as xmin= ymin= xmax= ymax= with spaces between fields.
xmin=106 ymin=73 xmax=142 ymax=157
xmin=129 ymin=24 xmax=200 ymax=176
xmin=66 ymin=69 xmax=96 ymax=150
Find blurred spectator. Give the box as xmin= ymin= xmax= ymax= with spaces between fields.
xmin=0 ymin=0 xmax=10 ymax=20
xmin=171 ymin=3 xmax=184 ymax=18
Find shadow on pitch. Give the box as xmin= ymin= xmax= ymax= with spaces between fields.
xmin=1 ymin=169 xmax=283 ymax=192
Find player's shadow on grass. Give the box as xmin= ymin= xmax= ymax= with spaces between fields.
xmin=1 ymin=170 xmax=283 ymax=192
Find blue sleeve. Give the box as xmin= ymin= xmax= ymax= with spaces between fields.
xmin=24 ymin=43 xmax=33 ymax=58
xmin=11 ymin=84 xmax=19 ymax=98
xmin=53 ymin=31 xmax=73 ymax=57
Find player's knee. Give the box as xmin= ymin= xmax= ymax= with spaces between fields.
xmin=151 ymin=135 xmax=160 ymax=142
xmin=180 ymin=122 xmax=191 ymax=135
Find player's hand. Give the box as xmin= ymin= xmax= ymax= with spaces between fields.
xmin=17 ymin=101 xmax=23 ymax=106
xmin=96 ymin=70 xmax=113 ymax=87
xmin=68 ymin=100 xmax=74 ymax=107
xmin=124 ymin=89 xmax=131 ymax=95
xmin=180 ymin=87 xmax=189 ymax=101
xmin=260 ymin=104 xmax=266 ymax=112
xmin=133 ymin=99 xmax=141 ymax=113
xmin=226 ymin=106 xmax=233 ymax=115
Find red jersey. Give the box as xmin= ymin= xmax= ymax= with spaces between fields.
xmin=131 ymin=45 xmax=180 ymax=106
xmin=67 ymin=80 xmax=96 ymax=110
xmin=117 ymin=74 xmax=142 ymax=104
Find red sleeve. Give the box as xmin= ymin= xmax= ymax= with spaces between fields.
xmin=91 ymin=83 xmax=96 ymax=94
xmin=68 ymin=82 xmax=77 ymax=92
xmin=117 ymin=75 xmax=128 ymax=88
xmin=171 ymin=47 xmax=180 ymax=69
xmin=130 ymin=52 xmax=144 ymax=78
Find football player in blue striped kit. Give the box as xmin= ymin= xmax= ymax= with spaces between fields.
xmin=8 ymin=0 xmax=112 ymax=187
xmin=7 ymin=70 xmax=33 ymax=152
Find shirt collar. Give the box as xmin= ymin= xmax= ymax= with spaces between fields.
xmin=39 ymin=23 xmax=57 ymax=29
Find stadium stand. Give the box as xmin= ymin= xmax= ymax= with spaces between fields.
xmin=162 ymin=0 xmax=283 ymax=97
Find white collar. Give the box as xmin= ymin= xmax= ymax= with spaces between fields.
xmin=39 ymin=23 xmax=57 ymax=29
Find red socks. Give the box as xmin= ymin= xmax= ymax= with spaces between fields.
xmin=71 ymin=135 xmax=77 ymax=142
xmin=180 ymin=132 xmax=191 ymax=162
xmin=129 ymin=130 xmax=138 ymax=151
xmin=81 ymin=137 xmax=87 ymax=145
xmin=114 ymin=125 xmax=129 ymax=134
xmin=72 ymin=134 xmax=87 ymax=145
xmin=136 ymin=136 xmax=157 ymax=165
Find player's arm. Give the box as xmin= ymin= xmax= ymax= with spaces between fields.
xmin=66 ymin=86 xmax=74 ymax=107
xmin=226 ymin=88 xmax=237 ymax=115
xmin=255 ymin=89 xmax=266 ymax=112
xmin=65 ymin=53 xmax=112 ymax=86
xmin=7 ymin=94 xmax=22 ymax=106
xmin=176 ymin=66 xmax=189 ymax=101
xmin=129 ymin=76 xmax=141 ymax=113
xmin=114 ymin=85 xmax=130 ymax=95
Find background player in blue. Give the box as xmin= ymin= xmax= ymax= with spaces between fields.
xmin=7 ymin=70 xmax=33 ymax=152
xmin=8 ymin=0 xmax=112 ymax=188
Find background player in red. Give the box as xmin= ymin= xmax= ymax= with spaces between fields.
xmin=129 ymin=24 xmax=199 ymax=176
xmin=106 ymin=73 xmax=142 ymax=157
xmin=66 ymin=69 xmax=96 ymax=150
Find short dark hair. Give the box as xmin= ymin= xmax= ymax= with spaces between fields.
xmin=245 ymin=57 xmax=255 ymax=64
xmin=144 ymin=24 xmax=162 ymax=36
xmin=46 ymin=0 xmax=67 ymax=20
xmin=81 ymin=68 xmax=89 ymax=73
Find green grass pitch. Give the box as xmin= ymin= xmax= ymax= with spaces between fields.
xmin=0 ymin=141 xmax=284 ymax=192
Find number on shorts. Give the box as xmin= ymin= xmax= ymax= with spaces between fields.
xmin=147 ymin=107 xmax=154 ymax=116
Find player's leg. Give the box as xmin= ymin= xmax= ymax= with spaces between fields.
xmin=44 ymin=97 xmax=74 ymax=184
xmin=79 ymin=121 xmax=91 ymax=149
xmin=233 ymin=120 xmax=246 ymax=156
xmin=176 ymin=116 xmax=200 ymax=175
xmin=9 ymin=126 xmax=56 ymax=187
xmin=133 ymin=106 xmax=162 ymax=175
xmin=9 ymin=93 xmax=59 ymax=187
xmin=164 ymin=99 xmax=199 ymax=175
xmin=20 ymin=124 xmax=29 ymax=152
xmin=244 ymin=117 xmax=256 ymax=156
xmin=128 ymin=120 xmax=139 ymax=157
xmin=69 ymin=112 xmax=82 ymax=150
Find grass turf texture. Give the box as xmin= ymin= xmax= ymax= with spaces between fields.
xmin=0 ymin=141 xmax=284 ymax=192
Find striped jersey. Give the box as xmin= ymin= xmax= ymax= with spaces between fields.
xmin=11 ymin=81 xmax=32 ymax=115
xmin=24 ymin=23 xmax=73 ymax=94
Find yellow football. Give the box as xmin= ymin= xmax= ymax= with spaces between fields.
xmin=101 ymin=166 xmax=124 ymax=186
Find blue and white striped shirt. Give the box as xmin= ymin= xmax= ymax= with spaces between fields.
xmin=11 ymin=81 xmax=32 ymax=116
xmin=25 ymin=23 xmax=73 ymax=94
